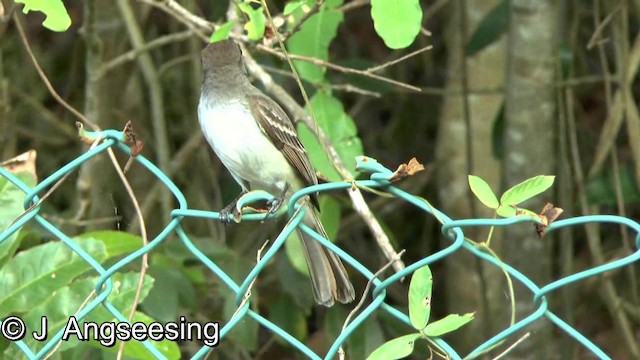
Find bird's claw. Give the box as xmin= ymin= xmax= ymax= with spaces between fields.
xmin=266 ymin=197 xmax=283 ymax=216
xmin=219 ymin=192 xmax=246 ymax=224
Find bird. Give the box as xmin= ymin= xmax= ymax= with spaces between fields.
xmin=197 ymin=39 xmax=355 ymax=307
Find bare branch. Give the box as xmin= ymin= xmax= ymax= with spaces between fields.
xmin=100 ymin=30 xmax=193 ymax=75
xmin=257 ymin=45 xmax=423 ymax=92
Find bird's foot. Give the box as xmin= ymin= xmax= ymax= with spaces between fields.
xmin=264 ymin=184 xmax=289 ymax=220
xmin=219 ymin=191 xmax=246 ymax=224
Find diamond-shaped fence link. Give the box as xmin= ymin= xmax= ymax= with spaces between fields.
xmin=1 ymin=128 xmax=638 ymax=360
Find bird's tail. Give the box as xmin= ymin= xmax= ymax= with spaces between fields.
xmin=298 ymin=204 xmax=355 ymax=307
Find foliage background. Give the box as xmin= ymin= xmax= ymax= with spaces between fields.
xmin=1 ymin=0 xmax=640 ymax=359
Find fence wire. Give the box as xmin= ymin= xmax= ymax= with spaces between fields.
xmin=1 ymin=128 xmax=638 ymax=360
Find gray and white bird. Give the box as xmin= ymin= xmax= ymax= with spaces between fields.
xmin=197 ymin=39 xmax=355 ymax=306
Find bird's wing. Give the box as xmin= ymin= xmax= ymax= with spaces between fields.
xmin=247 ymin=94 xmax=320 ymax=208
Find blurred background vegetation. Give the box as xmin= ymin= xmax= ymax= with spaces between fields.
xmin=1 ymin=0 xmax=640 ymax=359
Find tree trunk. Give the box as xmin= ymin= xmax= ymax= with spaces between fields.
xmin=501 ymin=0 xmax=558 ymax=357
xmin=435 ymin=0 xmax=506 ymax=353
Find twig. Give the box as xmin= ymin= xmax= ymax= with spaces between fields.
xmin=260 ymin=65 xmax=382 ymax=97
xmin=491 ymin=332 xmax=531 ymax=360
xmin=367 ymin=45 xmax=433 ymax=73
xmin=143 ymin=0 xmax=213 ymax=31
xmin=110 ymin=135 xmax=149 ymax=360
xmin=100 ymin=30 xmax=193 ymax=76
xmin=586 ymin=4 xmax=621 ymax=50
xmin=349 ymin=186 xmax=406 ymax=273
xmin=13 ymin=14 xmax=98 ymax=131
xmin=138 ymin=0 xmax=212 ymax=40
xmin=282 ymin=1 xmax=322 ymax=40
xmin=331 ymin=84 xmax=381 ymax=97
xmin=338 ymin=250 xmax=406 ymax=360
xmin=338 ymin=0 xmax=370 ymax=12
xmin=232 ymin=239 xmax=270 ymax=319
xmin=257 ymin=45 xmax=422 ymax=92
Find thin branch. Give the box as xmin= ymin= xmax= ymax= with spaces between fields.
xmin=142 ymin=0 xmax=213 ymax=31
xmin=331 ymin=84 xmax=381 ymax=97
xmin=257 ymin=45 xmax=422 ymax=92
xmin=338 ymin=0 xmax=370 ymax=12
xmin=282 ymin=1 xmax=321 ymax=40
xmin=338 ymin=250 xmax=406 ymax=360
xmin=260 ymin=64 xmax=382 ymax=97
xmin=491 ymin=333 xmax=531 ymax=360
xmin=13 ymin=14 xmax=98 ymax=130
xmin=586 ymin=4 xmax=621 ymax=50
xmin=100 ymin=30 xmax=193 ymax=76
xmin=111 ymin=145 xmax=149 ymax=360
xmin=138 ymin=0 xmax=212 ymax=40
xmin=367 ymin=45 xmax=433 ymax=73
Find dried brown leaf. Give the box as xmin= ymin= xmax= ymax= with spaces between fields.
xmin=535 ymin=202 xmax=564 ymax=238
xmin=123 ymin=121 xmax=144 ymax=157
xmin=1 ymin=150 xmax=38 ymax=181
xmin=389 ymin=157 xmax=425 ymax=182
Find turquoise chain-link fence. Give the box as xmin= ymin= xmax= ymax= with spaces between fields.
xmin=1 ymin=127 xmax=638 ymax=360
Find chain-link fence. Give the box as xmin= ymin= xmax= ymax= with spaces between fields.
xmin=1 ymin=127 xmax=637 ymax=360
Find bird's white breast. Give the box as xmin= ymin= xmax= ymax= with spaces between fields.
xmin=197 ymin=99 xmax=295 ymax=193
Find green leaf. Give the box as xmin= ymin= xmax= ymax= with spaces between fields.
xmin=341 ymin=58 xmax=394 ymax=94
xmin=287 ymin=0 xmax=344 ymax=83
xmin=8 ymin=273 xmax=180 ymax=360
xmin=268 ymin=294 xmax=308 ymax=343
xmin=324 ymin=304 xmax=386 ymax=358
xmin=496 ymin=204 xmax=517 ymax=217
xmin=366 ymin=333 xmax=422 ymax=360
xmin=468 ymin=175 xmax=499 ymax=209
xmin=319 ymin=195 xmax=341 ymax=241
xmin=423 ymin=313 xmax=475 ymax=337
xmin=345 ymin=317 xmax=386 ymax=360
xmin=491 ymin=102 xmax=505 ymax=158
xmin=286 ymin=229 xmax=310 ymax=277
xmin=284 ymin=196 xmax=342 ymax=281
xmin=284 ymin=0 xmax=312 ymax=15
xmin=585 ymin=166 xmax=640 ymax=206
xmin=371 ymin=0 xmax=422 ymax=49
xmin=298 ymin=91 xmax=364 ymax=181
xmin=465 ymin=0 xmax=509 ymax=56
xmin=500 ymin=175 xmax=555 ymax=206
xmin=277 ymin=254 xmax=315 ymax=308
xmin=0 ymin=237 xmax=108 ymax=314
xmin=142 ymin=265 xmax=194 ymax=322
xmin=238 ymin=3 xmax=266 ymax=40
xmin=0 ymin=171 xmax=37 ymax=266
xmin=408 ymin=265 xmax=432 ymax=331
xmin=92 ymin=311 xmax=182 ymax=360
xmin=15 ymin=0 xmax=71 ymax=31
xmin=210 ymin=21 xmax=234 ymax=43
xmin=76 ymin=230 xmax=144 ymax=257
